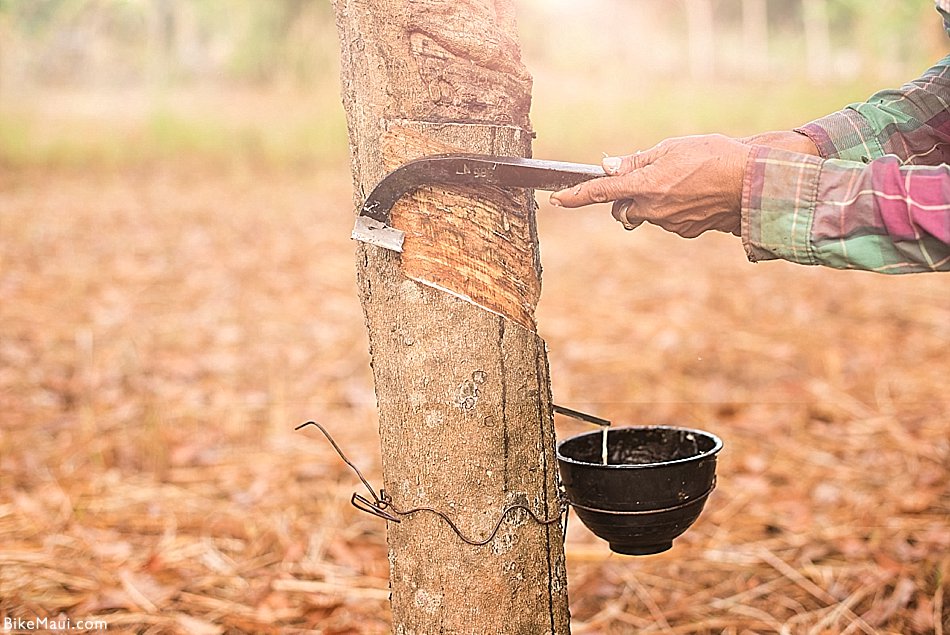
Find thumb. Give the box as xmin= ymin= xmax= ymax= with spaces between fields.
xmin=550 ymin=146 xmax=661 ymax=208
xmin=602 ymin=142 xmax=665 ymax=175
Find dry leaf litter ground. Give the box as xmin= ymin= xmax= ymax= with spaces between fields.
xmin=0 ymin=164 xmax=947 ymax=634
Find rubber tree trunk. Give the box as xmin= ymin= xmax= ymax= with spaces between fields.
xmin=333 ymin=1 xmax=571 ymax=633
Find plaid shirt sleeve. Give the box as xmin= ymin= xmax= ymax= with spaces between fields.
xmin=793 ymin=55 xmax=950 ymax=164
xmin=741 ymin=1 xmax=950 ymax=274
xmin=741 ymin=149 xmax=950 ymax=273
xmin=794 ymin=0 xmax=950 ymax=163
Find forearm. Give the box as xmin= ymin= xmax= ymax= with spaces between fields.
xmin=742 ymin=147 xmax=950 ymax=273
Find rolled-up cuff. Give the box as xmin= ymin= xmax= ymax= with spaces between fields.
xmin=794 ymin=109 xmax=882 ymax=162
xmin=741 ymin=146 xmax=823 ymax=265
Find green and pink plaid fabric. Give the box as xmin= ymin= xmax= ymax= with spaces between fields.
xmin=741 ymin=2 xmax=950 ymax=273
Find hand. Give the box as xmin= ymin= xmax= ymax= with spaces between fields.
xmin=550 ymin=134 xmax=752 ymax=238
xmin=548 ymin=131 xmax=818 ymax=239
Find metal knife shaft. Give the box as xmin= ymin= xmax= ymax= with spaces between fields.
xmin=469 ymin=156 xmax=605 ymax=191
xmin=361 ymin=154 xmax=604 ymax=223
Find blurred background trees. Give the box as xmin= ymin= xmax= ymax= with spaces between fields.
xmin=1 ymin=0 xmax=941 ymax=88
xmin=0 ymin=0 xmax=338 ymax=89
xmin=2 ymin=6 xmax=946 ymax=631
xmin=0 ymin=0 xmax=945 ymax=168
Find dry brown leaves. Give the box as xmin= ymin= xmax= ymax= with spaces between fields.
xmin=0 ymin=166 xmax=947 ymax=634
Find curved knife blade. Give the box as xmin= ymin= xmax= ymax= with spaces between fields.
xmin=353 ymin=154 xmax=605 ymax=252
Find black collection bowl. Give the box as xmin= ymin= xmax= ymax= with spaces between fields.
xmin=556 ymin=426 xmax=723 ymax=556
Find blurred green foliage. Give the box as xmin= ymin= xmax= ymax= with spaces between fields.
xmin=0 ymin=0 xmax=338 ymax=86
xmin=0 ymin=0 xmax=944 ymax=168
xmin=530 ymin=78 xmax=891 ymax=160
xmin=0 ymin=102 xmax=348 ymax=169
xmin=1 ymin=0 xmax=939 ymax=86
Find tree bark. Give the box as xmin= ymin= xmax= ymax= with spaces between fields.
xmin=333 ymin=1 xmax=570 ymax=633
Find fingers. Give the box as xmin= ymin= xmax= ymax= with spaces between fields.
xmin=547 ymin=135 xmax=746 ymax=240
xmin=602 ymin=156 xmax=624 ymax=175
xmin=550 ymin=146 xmax=659 ymax=208
xmin=602 ymin=149 xmax=652 ymax=176
xmin=611 ymin=198 xmax=740 ymax=237
xmin=611 ymin=199 xmax=644 ymax=231
xmin=550 ymin=175 xmax=632 ymax=208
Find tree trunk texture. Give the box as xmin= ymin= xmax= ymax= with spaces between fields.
xmin=333 ymin=1 xmax=570 ymax=633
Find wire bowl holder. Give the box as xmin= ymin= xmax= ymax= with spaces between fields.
xmin=297 ymin=410 xmax=722 ymax=556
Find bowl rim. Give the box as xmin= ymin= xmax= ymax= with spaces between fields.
xmin=556 ymin=425 xmax=723 ymax=469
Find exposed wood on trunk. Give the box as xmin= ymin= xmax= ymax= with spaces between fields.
xmin=383 ymin=126 xmax=541 ymax=329
xmin=333 ymin=0 xmax=570 ymax=632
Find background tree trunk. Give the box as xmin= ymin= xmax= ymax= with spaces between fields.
xmin=802 ymin=0 xmax=831 ymax=81
xmin=742 ymin=0 xmax=768 ymax=78
xmin=333 ymin=1 xmax=571 ymax=633
xmin=686 ymin=0 xmax=715 ymax=80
